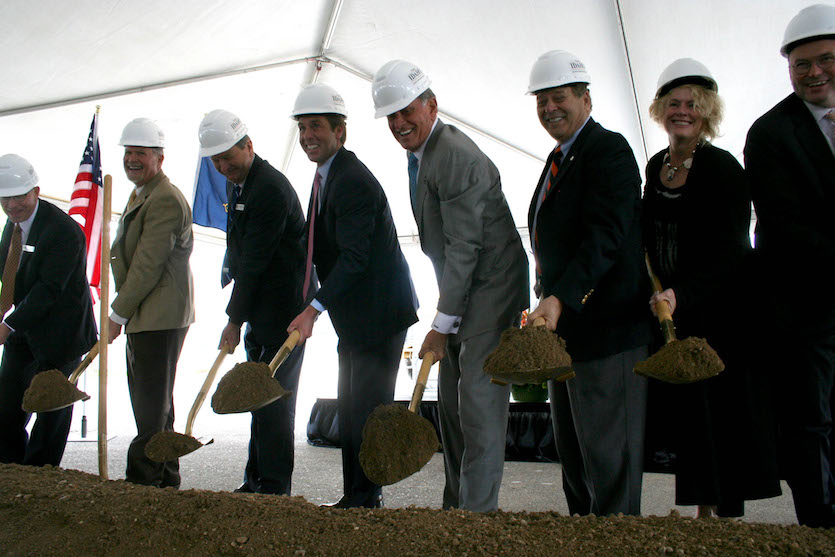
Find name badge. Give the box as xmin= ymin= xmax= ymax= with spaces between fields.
xmin=235 ymin=203 xmax=245 ymax=211
xmin=22 ymin=244 xmax=35 ymax=253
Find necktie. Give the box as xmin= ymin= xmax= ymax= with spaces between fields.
xmin=0 ymin=224 xmax=22 ymax=317
xmin=228 ymin=184 xmax=241 ymax=213
xmin=541 ymin=146 xmax=563 ymax=201
xmin=302 ymin=172 xmax=322 ymax=300
xmin=825 ymin=111 xmax=835 ymax=141
xmin=533 ymin=146 xmax=564 ymax=280
xmin=408 ymin=152 xmax=419 ymax=210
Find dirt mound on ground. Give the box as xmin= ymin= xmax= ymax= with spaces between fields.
xmin=1 ymin=463 xmax=834 ymax=556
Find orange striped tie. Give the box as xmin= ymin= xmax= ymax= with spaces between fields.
xmin=533 ymin=146 xmax=563 ymax=278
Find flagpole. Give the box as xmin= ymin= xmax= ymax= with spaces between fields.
xmin=98 ymin=173 xmax=111 ymax=479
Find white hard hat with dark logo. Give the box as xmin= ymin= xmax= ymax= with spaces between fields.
xmin=198 ymin=109 xmax=249 ymax=157
xmin=371 ymin=60 xmax=431 ymax=119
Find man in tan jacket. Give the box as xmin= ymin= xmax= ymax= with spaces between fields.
xmin=108 ymin=118 xmax=195 ymax=488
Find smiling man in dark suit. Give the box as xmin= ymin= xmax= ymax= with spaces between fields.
xmin=372 ymin=60 xmax=530 ymax=512
xmin=287 ymin=83 xmax=418 ymax=509
xmin=0 ymin=154 xmax=97 ymax=467
xmin=744 ymin=4 xmax=835 ymax=528
xmin=199 ymin=109 xmax=307 ymax=496
xmin=526 ymin=50 xmax=652 ymax=517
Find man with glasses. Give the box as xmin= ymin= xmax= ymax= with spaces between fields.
xmin=744 ymin=3 xmax=835 ymax=528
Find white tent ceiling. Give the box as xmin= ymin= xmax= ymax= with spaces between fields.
xmin=0 ymin=0 xmax=815 ymax=236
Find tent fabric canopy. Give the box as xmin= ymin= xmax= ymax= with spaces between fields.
xmin=0 ymin=0 xmax=810 ymax=235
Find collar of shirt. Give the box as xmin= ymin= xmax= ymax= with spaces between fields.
xmin=553 ymin=115 xmax=592 ymax=157
xmin=17 ymin=199 xmax=39 ymax=245
xmin=408 ymin=117 xmax=440 ymax=165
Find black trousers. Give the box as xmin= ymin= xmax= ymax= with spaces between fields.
xmin=241 ymin=325 xmax=305 ymax=495
xmin=0 ymin=339 xmax=79 ymax=466
xmin=336 ymin=329 xmax=407 ymax=507
xmin=125 ymin=327 xmax=188 ymax=488
xmin=777 ymin=328 xmax=835 ymax=528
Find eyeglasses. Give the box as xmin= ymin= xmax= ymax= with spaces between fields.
xmin=790 ymin=54 xmax=835 ymax=75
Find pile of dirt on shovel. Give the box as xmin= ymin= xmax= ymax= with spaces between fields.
xmin=21 ymin=369 xmax=88 ymax=412
xmin=2 ymin=462 xmax=835 ymax=557
xmin=211 ymin=362 xmax=288 ymax=414
xmin=144 ymin=431 xmax=204 ymax=463
xmin=359 ymin=404 xmax=439 ymax=485
xmin=634 ymin=336 xmax=725 ymax=384
xmin=484 ymin=326 xmax=572 ymax=384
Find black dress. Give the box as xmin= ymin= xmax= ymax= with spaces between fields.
xmin=643 ymin=143 xmax=781 ymax=516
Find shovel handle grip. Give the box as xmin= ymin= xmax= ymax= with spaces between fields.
xmin=68 ymin=343 xmax=100 ymax=385
xmin=409 ymin=353 xmax=435 ymax=413
xmin=185 ymin=344 xmax=230 ymax=437
xmin=268 ymin=329 xmax=301 ymax=376
xmin=645 ymin=252 xmax=677 ymax=343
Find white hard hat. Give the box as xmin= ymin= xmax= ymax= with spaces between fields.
xmin=0 ymin=154 xmax=39 ymax=197
xmin=782 ymin=4 xmax=835 ymax=57
xmin=371 ymin=60 xmax=431 ymax=119
xmin=198 ymin=109 xmax=249 ymax=157
xmin=527 ymin=50 xmax=591 ymax=95
xmin=292 ymin=83 xmax=347 ymax=118
xmin=119 ymin=118 xmax=165 ymax=148
xmin=655 ymin=58 xmax=717 ymax=99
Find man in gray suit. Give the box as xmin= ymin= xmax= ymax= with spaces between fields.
xmin=372 ymin=59 xmax=530 ymax=512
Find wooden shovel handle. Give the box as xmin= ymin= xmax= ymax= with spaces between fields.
xmin=409 ymin=353 xmax=435 ymax=413
xmin=184 ymin=344 xmax=230 ymax=437
xmin=268 ymin=329 xmax=301 ymax=377
xmin=644 ymin=252 xmax=677 ymax=343
xmin=68 ymin=343 xmax=100 ymax=385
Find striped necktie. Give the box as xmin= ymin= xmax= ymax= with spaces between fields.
xmin=542 ymin=146 xmax=563 ymax=200
xmin=0 ymin=224 xmax=22 ymax=317
xmin=825 ymin=110 xmax=835 ymax=141
xmin=533 ymin=147 xmax=563 ymax=280
xmin=302 ymin=172 xmax=322 ymax=300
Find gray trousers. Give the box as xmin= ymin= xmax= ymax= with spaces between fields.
xmin=549 ymin=345 xmax=648 ymax=516
xmin=438 ymin=327 xmax=510 ymax=512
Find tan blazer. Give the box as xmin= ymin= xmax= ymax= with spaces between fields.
xmin=111 ymin=171 xmax=195 ymax=333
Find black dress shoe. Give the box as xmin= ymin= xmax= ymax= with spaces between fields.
xmin=234 ymin=483 xmax=255 ymax=493
xmin=321 ymin=496 xmax=351 ymax=508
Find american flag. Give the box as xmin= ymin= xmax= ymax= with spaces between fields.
xmin=69 ymin=112 xmax=103 ymax=302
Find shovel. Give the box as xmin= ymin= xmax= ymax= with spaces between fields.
xmin=633 ymin=254 xmax=724 ymax=383
xmin=359 ymin=354 xmax=440 ymax=486
xmin=211 ymin=329 xmax=298 ymax=414
xmin=484 ymin=316 xmax=574 ymax=386
xmin=144 ymin=345 xmax=231 ymax=463
xmin=22 ymin=344 xmax=99 ymax=413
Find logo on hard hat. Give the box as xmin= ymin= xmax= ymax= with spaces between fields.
xmin=571 ymin=61 xmax=586 ymax=71
xmin=332 ymin=94 xmax=344 ymax=104
xmin=230 ymin=118 xmax=242 ymax=130
xmin=408 ymin=68 xmax=424 ymax=82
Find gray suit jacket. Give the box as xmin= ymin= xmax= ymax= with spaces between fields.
xmin=413 ymin=120 xmax=529 ymax=340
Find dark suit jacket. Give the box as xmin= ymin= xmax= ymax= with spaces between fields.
xmin=311 ymin=147 xmax=418 ymax=349
xmin=224 ymin=155 xmax=306 ymax=346
xmin=1 ymin=200 xmax=97 ymax=367
xmin=414 ymin=120 xmax=530 ymax=340
xmin=744 ymin=93 xmax=835 ymax=333
xmin=529 ymin=117 xmax=652 ymax=361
